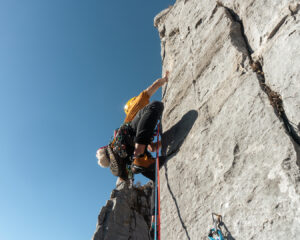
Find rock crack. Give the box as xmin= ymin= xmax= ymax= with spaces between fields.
xmin=217 ymin=2 xmax=300 ymax=147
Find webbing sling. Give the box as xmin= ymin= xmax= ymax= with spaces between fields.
xmin=154 ymin=123 xmax=161 ymax=240
xmin=208 ymin=213 xmax=224 ymax=240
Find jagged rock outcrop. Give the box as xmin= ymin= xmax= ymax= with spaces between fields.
xmin=92 ymin=181 xmax=153 ymax=240
xmin=155 ymin=0 xmax=300 ymax=239
xmin=93 ymin=0 xmax=300 ymax=239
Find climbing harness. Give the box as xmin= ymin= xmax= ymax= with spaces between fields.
xmin=208 ymin=213 xmax=224 ymax=240
xmin=105 ymin=123 xmax=135 ymax=179
xmin=110 ymin=122 xmax=135 ymax=159
xmin=154 ymin=123 xmax=161 ymax=240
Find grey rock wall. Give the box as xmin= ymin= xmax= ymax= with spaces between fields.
xmin=92 ymin=181 xmax=153 ymax=240
xmin=155 ymin=0 xmax=300 ymax=239
xmin=93 ymin=1 xmax=300 ymax=239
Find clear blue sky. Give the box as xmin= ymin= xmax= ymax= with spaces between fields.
xmin=0 ymin=1 xmax=174 ymax=239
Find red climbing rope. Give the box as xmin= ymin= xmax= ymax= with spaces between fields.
xmin=155 ymin=123 xmax=161 ymax=240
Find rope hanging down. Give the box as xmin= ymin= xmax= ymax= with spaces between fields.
xmin=154 ymin=123 xmax=161 ymax=240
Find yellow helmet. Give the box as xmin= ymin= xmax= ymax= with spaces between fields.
xmin=124 ymin=97 xmax=136 ymax=114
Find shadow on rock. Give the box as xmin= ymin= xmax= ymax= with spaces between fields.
xmin=220 ymin=221 xmax=236 ymax=240
xmin=160 ymin=110 xmax=198 ymax=240
xmin=161 ymin=110 xmax=198 ymax=158
xmin=292 ymin=140 xmax=300 ymax=168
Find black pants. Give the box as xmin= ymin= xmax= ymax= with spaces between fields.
xmin=130 ymin=101 xmax=164 ymax=145
xmin=130 ymin=101 xmax=164 ymax=215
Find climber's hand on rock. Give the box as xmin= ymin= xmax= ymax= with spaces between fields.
xmin=146 ymin=71 xmax=170 ymax=97
xmin=158 ymin=71 xmax=169 ymax=86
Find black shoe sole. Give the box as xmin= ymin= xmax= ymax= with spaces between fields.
xmin=107 ymin=145 xmax=125 ymax=177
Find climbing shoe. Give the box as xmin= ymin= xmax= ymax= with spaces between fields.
xmin=131 ymin=153 xmax=155 ymax=174
xmin=107 ymin=145 xmax=127 ymax=179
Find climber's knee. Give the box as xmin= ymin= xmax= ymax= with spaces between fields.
xmin=150 ymin=101 xmax=164 ymax=111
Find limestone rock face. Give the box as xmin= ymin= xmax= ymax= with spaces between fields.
xmin=155 ymin=0 xmax=300 ymax=239
xmin=93 ymin=1 xmax=300 ymax=239
xmin=92 ymin=181 xmax=153 ymax=240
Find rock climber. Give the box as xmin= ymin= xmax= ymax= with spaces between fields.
xmin=96 ymin=71 xmax=169 ymax=238
xmin=96 ymin=71 xmax=169 ymax=179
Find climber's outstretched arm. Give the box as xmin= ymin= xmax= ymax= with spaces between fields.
xmin=145 ymin=71 xmax=169 ymax=97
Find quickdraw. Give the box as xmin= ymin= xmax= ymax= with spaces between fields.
xmin=126 ymin=164 xmax=134 ymax=181
xmin=208 ymin=213 xmax=224 ymax=240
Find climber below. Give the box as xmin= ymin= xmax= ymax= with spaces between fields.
xmin=96 ymin=71 xmax=169 ymax=180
